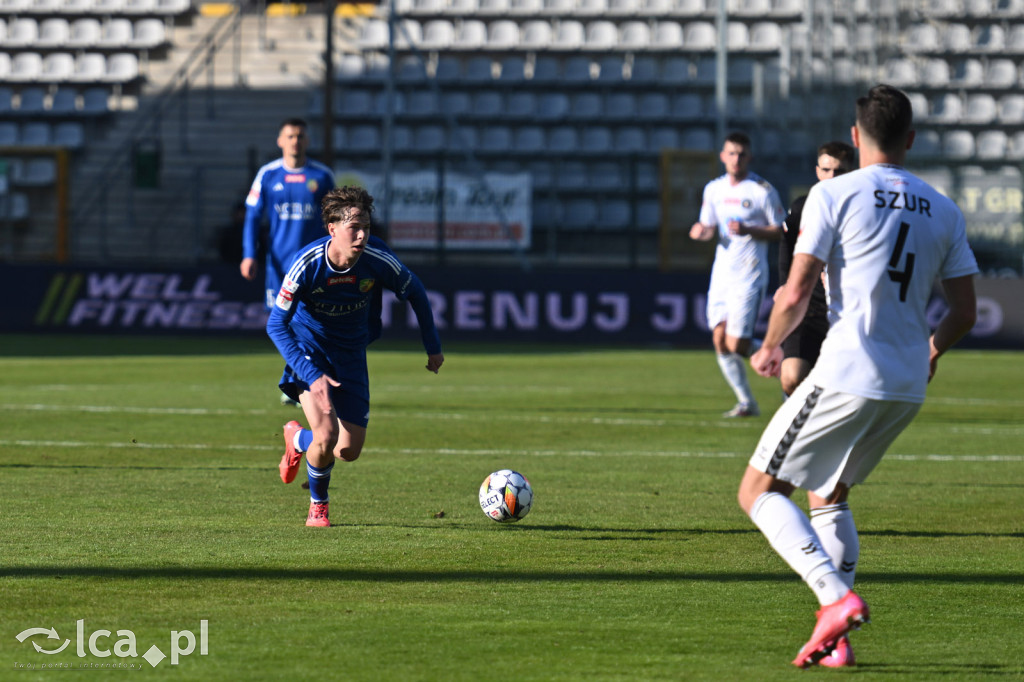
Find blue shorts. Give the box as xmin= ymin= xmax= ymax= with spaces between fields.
xmin=279 ymin=345 xmax=370 ymax=427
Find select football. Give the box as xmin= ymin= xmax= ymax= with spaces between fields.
xmin=479 ymin=469 xmax=533 ymax=522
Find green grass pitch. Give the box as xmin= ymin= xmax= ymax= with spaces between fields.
xmin=1 ymin=335 xmax=1021 ymax=680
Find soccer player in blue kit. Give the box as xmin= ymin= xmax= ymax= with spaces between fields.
xmin=240 ymin=118 xmax=336 ymax=310
xmin=267 ymin=186 xmax=444 ymax=527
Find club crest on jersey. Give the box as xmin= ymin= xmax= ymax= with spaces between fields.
xmin=307 ymin=179 xmax=319 ymax=193
xmin=359 ymin=278 xmax=376 ymax=293
xmin=328 ymin=275 xmax=356 ymax=286
xmin=742 ymin=199 xmax=752 ymax=208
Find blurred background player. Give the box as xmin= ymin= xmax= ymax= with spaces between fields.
xmin=776 ymin=141 xmax=856 ymax=398
xmin=240 ymin=117 xmax=336 ymax=310
xmin=740 ymin=84 xmax=978 ymax=668
xmin=690 ymin=131 xmax=787 ymax=418
xmin=267 ymin=186 xmax=444 ymax=528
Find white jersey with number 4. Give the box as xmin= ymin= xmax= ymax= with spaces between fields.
xmin=796 ymin=163 xmax=978 ymax=403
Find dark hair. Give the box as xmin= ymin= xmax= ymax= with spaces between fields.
xmin=279 ymin=117 xmax=308 ymax=132
xmin=725 ymin=131 xmax=752 ymax=149
xmin=855 ymin=85 xmax=913 ymax=153
xmin=817 ymin=140 xmax=856 ymax=173
xmin=321 ymin=186 xmax=374 ymax=228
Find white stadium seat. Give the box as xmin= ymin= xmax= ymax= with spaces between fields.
xmin=10 ymin=52 xmax=43 ymax=82
xmin=36 ymin=18 xmax=71 ymax=48
xmin=104 ymin=52 xmax=139 ymax=83
xmin=67 ymin=18 xmax=103 ymax=48
xmin=41 ymin=53 xmax=75 ymax=81
xmin=943 ymin=130 xmax=975 ymax=159
xmin=976 ymin=130 xmax=1008 ymax=160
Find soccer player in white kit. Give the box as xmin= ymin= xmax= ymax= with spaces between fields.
xmin=739 ymin=85 xmax=979 ymax=668
xmin=690 ymin=132 xmax=787 ymax=418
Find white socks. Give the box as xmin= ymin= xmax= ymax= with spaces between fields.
xmin=810 ymin=502 xmax=859 ymax=589
xmin=750 ymin=492 xmax=850 ymax=606
xmin=717 ymin=352 xmax=756 ymax=406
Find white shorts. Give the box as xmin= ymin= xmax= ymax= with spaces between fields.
xmin=748 ymin=380 xmax=922 ymax=498
xmin=706 ymin=277 xmax=763 ymax=340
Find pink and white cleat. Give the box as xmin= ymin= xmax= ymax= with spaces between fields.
xmin=306 ymin=501 xmax=330 ymax=527
xmin=792 ymin=590 xmax=869 ymax=668
xmin=279 ymin=420 xmax=303 ymax=484
xmin=818 ymin=635 xmax=855 ymax=668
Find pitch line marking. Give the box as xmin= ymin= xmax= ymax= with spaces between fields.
xmin=0 ymin=439 xmax=1020 ymax=462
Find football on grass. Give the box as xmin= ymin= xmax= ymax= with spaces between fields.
xmin=479 ymin=469 xmax=533 ymax=522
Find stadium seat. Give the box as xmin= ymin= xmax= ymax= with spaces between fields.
xmin=40 ymin=53 xmax=75 ymax=82
xmin=619 ymin=21 xmax=652 ymax=50
xmin=1009 ymin=132 xmax=1024 ymax=159
xmin=985 ymin=59 xmax=1018 ymax=88
xmin=357 ymin=19 xmax=389 ymax=50
xmin=54 ymin=121 xmax=85 ymax=148
xmin=629 ymin=55 xmax=659 ymax=82
xmin=131 ymin=17 xmax=166 ymax=49
xmin=520 ymin=21 xmax=553 ymax=49
xmin=651 ymin=21 xmax=683 ymax=50
xmin=882 ymin=57 xmax=917 ymax=86
xmin=587 ymin=160 xmax=623 ymax=189
xmin=10 ymin=53 xmax=43 ymax=82
xmin=441 ymin=91 xmax=471 ymax=116
xmin=410 ymin=0 xmax=445 ymax=13
xmin=454 ymin=20 xmax=487 ymax=49
xmin=726 ymin=22 xmax=749 ymax=49
xmin=976 ymin=130 xmax=1007 ymax=160
xmin=599 ymin=198 xmax=631 ymax=230
xmin=553 ymin=21 xmax=585 ymax=49
xmin=684 ymin=22 xmax=716 ymax=50
xmin=577 ymin=0 xmax=608 ymax=14
xmin=0 ymin=192 xmax=29 ymax=222
xmin=0 ymin=122 xmax=18 ymax=146
xmin=445 ymin=0 xmax=478 ymax=13
xmin=98 ymin=18 xmax=133 ymax=48
xmin=540 ymin=0 xmax=574 ymax=13
xmin=608 ymin=0 xmax=639 ymax=14
xmin=498 ymin=56 xmax=527 ymax=82
xmin=904 ymin=23 xmax=941 ymax=53
xmin=81 ymin=85 xmax=109 ymax=113
xmin=914 ymin=129 xmax=942 ymax=156
xmin=506 ymin=91 xmax=536 ymax=117
xmin=92 ymin=0 xmax=126 ymax=12
xmin=673 ymin=0 xmax=706 ymax=15
xmin=964 ymin=0 xmax=992 ymax=15
xmin=31 ymin=0 xmax=64 ymax=10
xmin=943 ymin=130 xmax=975 ymax=159
xmin=413 ymin=125 xmax=446 ymax=151
xmin=649 ymin=126 xmax=679 ymax=150
xmin=636 ymin=198 xmax=659 ymax=230
xmin=605 ymin=91 xmax=636 ymax=119
xmin=749 ymin=22 xmax=782 ymax=50
xmin=964 ymin=94 xmax=997 ymax=124
xmin=17 ymin=86 xmax=46 ymax=114
xmin=337 ymin=89 xmax=373 ymax=116
xmin=595 ymin=55 xmax=625 ymax=82
xmin=614 ymin=126 xmax=646 ymax=152
xmin=123 ymin=0 xmax=157 ymax=12
xmin=660 ymin=55 xmax=691 ymax=83
xmin=693 ymin=56 xmax=716 ymax=84
xmin=513 ymin=125 xmax=546 ymax=152
xmin=547 ymin=125 xmax=578 ymax=151
xmin=478 ymin=125 xmax=513 ymax=152
xmin=950 ymin=58 xmax=985 ymax=87
xmin=906 ymin=91 xmax=929 ymax=120
xmin=1007 ymin=24 xmax=1024 ymax=51
xmin=20 ymin=122 xmax=52 ymax=146
xmin=563 ymin=198 xmax=598 ymax=229
xmin=680 ymin=128 xmax=714 ymax=151
xmin=570 ymin=91 xmax=602 ymax=119
xmin=922 ymin=0 xmax=961 ymax=15
xmin=477 ymin=0 xmax=509 ymax=14
xmin=727 ymin=57 xmax=756 ymax=84
xmin=998 ymin=94 xmax=1024 ymax=124
xmin=673 ymin=92 xmax=705 ymax=120
xmin=974 ymin=24 xmax=1005 ymax=52
xmin=406 ymin=89 xmax=440 ymax=117
xmin=154 ymin=0 xmax=190 ymax=12
xmin=462 ymin=55 xmax=494 ymax=82
xmin=537 ymin=92 xmax=570 ymax=120
xmin=636 ymin=92 xmax=670 ymax=119
xmin=488 ymin=20 xmax=520 ymax=49
xmin=585 ymin=20 xmax=618 ymax=49
xmin=581 ymin=126 xmax=613 ymax=152
xmin=472 ymin=91 xmax=504 ymax=117
xmin=731 ymin=0 xmax=771 ymax=15
xmin=36 ymin=18 xmax=71 ymax=48
xmin=394 ymin=55 xmax=426 ymax=83
xmin=104 ymin=52 xmax=139 ymax=83
xmin=0 ymin=86 xmax=14 ymax=115
xmin=67 ymin=18 xmax=102 ymax=48
xmin=59 ymin=0 xmax=91 ymax=9
xmin=639 ymin=0 xmax=673 ymax=14
xmin=920 ymin=58 xmax=950 ymax=86
xmin=993 ymin=0 xmax=1024 ymax=15
xmin=562 ymin=55 xmax=593 ymax=81
xmin=508 ymin=0 xmax=543 ymax=14
xmin=49 ymin=87 xmax=77 ymax=115
xmin=420 ymin=20 xmax=454 ymax=49
xmin=531 ymin=56 xmax=561 ymax=82
xmin=433 ymin=55 xmax=462 ymax=82
xmin=931 ymin=93 xmax=963 ymax=123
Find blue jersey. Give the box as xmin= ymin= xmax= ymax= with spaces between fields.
xmin=243 ymin=159 xmax=336 ymax=308
xmin=266 ymin=235 xmax=442 ymax=393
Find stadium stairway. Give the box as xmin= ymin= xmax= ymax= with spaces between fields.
xmin=69 ymin=5 xmax=347 ymax=264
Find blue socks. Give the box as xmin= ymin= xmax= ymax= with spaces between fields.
xmin=296 ymin=428 xmax=314 ymax=453
xmin=306 ymin=461 xmax=334 ymax=503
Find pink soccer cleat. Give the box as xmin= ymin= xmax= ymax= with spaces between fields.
xmin=279 ymin=420 xmax=303 ymax=484
xmin=306 ymin=501 xmax=330 ymax=527
xmin=792 ymin=590 xmax=869 ymax=669
xmin=818 ymin=635 xmax=855 ymax=668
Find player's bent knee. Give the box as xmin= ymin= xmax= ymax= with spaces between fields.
xmin=334 ymin=446 xmax=362 ymax=462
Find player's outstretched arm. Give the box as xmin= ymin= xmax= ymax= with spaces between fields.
xmin=928 ymin=274 xmax=977 ymax=381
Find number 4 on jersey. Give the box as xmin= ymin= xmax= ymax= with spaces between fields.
xmin=888 ymin=221 xmax=915 ymax=302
